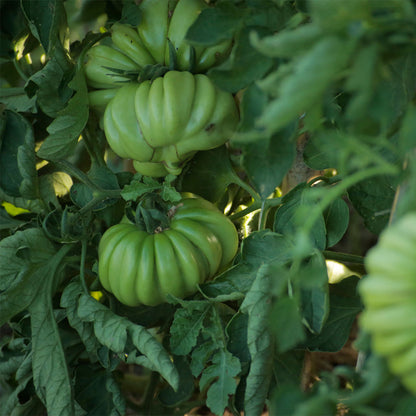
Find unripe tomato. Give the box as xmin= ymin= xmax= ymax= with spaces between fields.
xmin=103 ymin=71 xmax=239 ymax=176
xmin=98 ymin=196 xmax=239 ymax=306
xmin=359 ymin=213 xmax=416 ymax=394
xmin=85 ymin=0 xmax=232 ymax=108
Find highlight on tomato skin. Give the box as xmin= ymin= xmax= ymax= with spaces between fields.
xmin=97 ymin=196 xmax=239 ymax=307
xmin=359 ymin=212 xmax=416 ymax=395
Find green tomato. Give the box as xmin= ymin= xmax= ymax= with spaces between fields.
xmin=98 ymin=196 xmax=239 ymax=306
xmin=103 ymin=71 xmax=239 ymax=176
xmin=85 ymin=0 xmax=231 ymax=94
xmin=359 ymin=212 xmax=416 ymax=394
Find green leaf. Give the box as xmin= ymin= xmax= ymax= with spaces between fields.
xmin=323 ymin=198 xmax=349 ymax=247
xmin=70 ymin=164 xmax=120 ymax=211
xmin=200 ymin=263 xmax=257 ymax=301
xmin=170 ymin=302 xmax=211 ymax=356
xmin=0 ymin=110 xmax=37 ymax=199
xmin=37 ymin=69 xmax=89 ymax=160
xmin=0 ymin=206 xmax=25 ymax=230
xmin=74 ymin=365 xmax=125 ymax=416
xmin=0 ymin=88 xmax=37 ymax=113
xmin=302 ymin=276 xmax=362 ymax=352
xmin=29 ymin=246 xmax=78 ymax=416
xmin=274 ymin=184 xmax=327 ymax=250
xmin=251 ymin=23 xmax=323 ymax=58
xmin=0 ymin=373 xmax=38 ymax=416
xmin=76 ymin=294 xmax=179 ymax=391
xmin=190 ymin=336 xmax=215 ymax=378
xmin=348 ymin=175 xmax=397 ymax=234
xmin=398 ymin=103 xmax=416 ymax=156
xmin=20 ymin=0 xmax=67 ymax=55
xmin=121 ymin=175 xmax=160 ymax=201
xmin=367 ymin=50 xmax=416 ymax=135
xmin=344 ymin=44 xmax=379 ymax=124
xmin=393 ymin=152 xmax=416 ymax=220
xmin=271 ymin=297 xmax=305 ymax=353
xmin=237 ymin=83 xmax=268 ymax=136
xmin=258 ymin=36 xmax=355 ymax=133
xmin=188 ymin=305 xmax=241 ymax=416
xmin=160 ymin=175 xmax=182 ymax=203
xmin=60 ymin=282 xmax=101 ymax=359
xmin=186 ymin=2 xmax=245 ymax=45
xmin=25 ymin=55 xmax=73 ymax=118
xmin=226 ymin=312 xmax=251 ymax=375
xmin=298 ymin=253 xmax=330 ymax=334
xmin=158 ymin=356 xmax=195 ymax=407
xmin=208 ymin=28 xmax=274 ymax=93
xmin=308 ymin=0 xmax=372 ymax=32
xmin=119 ymin=1 xmax=141 ymax=26
xmin=269 ymin=383 xmax=305 ymax=416
xmin=304 ymin=130 xmax=396 ymax=174
xmin=273 ymin=350 xmax=305 ymax=386
xmin=121 ymin=174 xmax=180 ymax=203
xmin=200 ymin=349 xmax=241 ymax=416
xmin=0 ymin=228 xmax=56 ymax=324
xmin=178 ymin=146 xmax=239 ymax=203
xmin=241 ymin=264 xmax=275 ymax=416
xmin=201 ymin=230 xmax=294 ymax=300
xmin=238 ymin=123 xmax=297 ymax=198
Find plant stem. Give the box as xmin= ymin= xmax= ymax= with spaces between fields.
xmin=232 ymin=172 xmax=261 ymax=202
xmin=228 ymin=201 xmax=261 ymax=221
xmin=258 ymin=199 xmax=268 ymax=230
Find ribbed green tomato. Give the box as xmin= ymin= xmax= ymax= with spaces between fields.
xmin=85 ymin=0 xmax=232 ymax=109
xmin=359 ymin=213 xmax=416 ymax=394
xmin=98 ymin=196 xmax=239 ymax=306
xmin=103 ymin=71 xmax=239 ymax=177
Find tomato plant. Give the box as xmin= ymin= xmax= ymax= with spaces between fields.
xmin=1 ymin=1 xmax=416 ymax=416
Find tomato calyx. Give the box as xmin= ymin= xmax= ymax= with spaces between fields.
xmin=127 ymin=195 xmax=171 ymax=234
xmin=95 ymin=41 xmax=198 ymax=86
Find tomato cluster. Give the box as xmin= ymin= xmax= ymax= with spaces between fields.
xmin=85 ymin=0 xmax=231 ymax=92
xmin=85 ymin=0 xmax=238 ymax=177
xmin=98 ymin=196 xmax=239 ymax=306
xmin=359 ymin=213 xmax=416 ymax=394
xmin=92 ymin=2 xmax=240 ymax=306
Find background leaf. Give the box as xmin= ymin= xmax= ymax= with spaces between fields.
xmin=241 ymin=264 xmax=274 ymax=416
xmin=302 ymin=276 xmax=362 ymax=352
xmin=178 ymin=146 xmax=240 ymax=203
xmin=37 ymin=69 xmax=89 ymax=160
xmin=348 ymin=175 xmax=397 ymax=235
xmin=76 ymin=293 xmax=179 ymax=391
xmin=0 ymin=111 xmax=37 ymax=199
xmin=0 ymin=228 xmax=56 ymax=324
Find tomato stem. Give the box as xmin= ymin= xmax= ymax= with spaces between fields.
xmin=232 ymin=173 xmax=261 ymax=203
xmin=229 ymin=201 xmax=262 ymax=221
